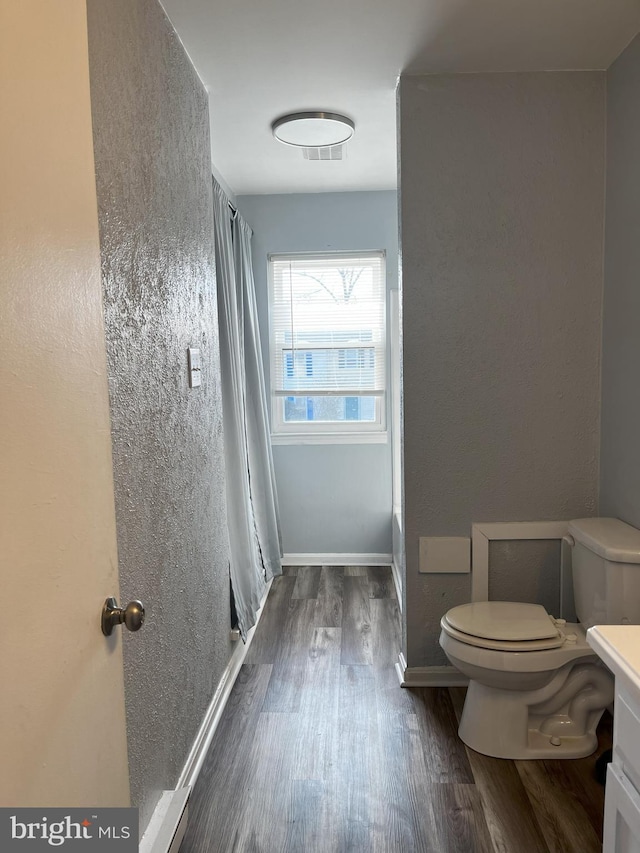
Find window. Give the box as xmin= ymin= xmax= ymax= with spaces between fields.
xmin=268 ymin=251 xmax=386 ymax=441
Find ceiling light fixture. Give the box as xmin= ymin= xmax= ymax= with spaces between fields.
xmin=271 ymin=111 xmax=355 ymax=148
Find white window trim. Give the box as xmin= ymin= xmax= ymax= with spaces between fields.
xmin=271 ymin=430 xmax=389 ymax=446
xmin=268 ymin=250 xmax=387 ymax=444
xmin=390 ymin=289 xmax=402 ymax=513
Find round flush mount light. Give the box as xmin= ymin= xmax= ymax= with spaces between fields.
xmin=271 ymin=111 xmax=355 ymax=148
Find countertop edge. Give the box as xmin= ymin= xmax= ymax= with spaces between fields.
xmin=587 ymin=625 xmax=640 ymax=705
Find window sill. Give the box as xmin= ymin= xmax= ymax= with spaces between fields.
xmin=271 ymin=431 xmax=388 ymax=446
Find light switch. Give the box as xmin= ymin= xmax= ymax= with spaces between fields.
xmin=188 ymin=347 xmax=202 ymax=388
xmin=419 ymin=536 xmax=470 ymax=574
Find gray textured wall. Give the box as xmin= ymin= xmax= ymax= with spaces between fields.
xmin=87 ymin=0 xmax=232 ymax=834
xmin=601 ymin=34 xmax=640 ymax=526
xmin=489 ymin=540 xmax=564 ymax=617
xmin=237 ymin=191 xmax=397 ymax=556
xmin=399 ymin=72 xmax=605 ymax=667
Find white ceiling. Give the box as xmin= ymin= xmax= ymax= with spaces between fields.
xmin=160 ymin=0 xmax=639 ymax=197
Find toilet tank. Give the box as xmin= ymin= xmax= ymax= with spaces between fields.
xmin=569 ymin=518 xmax=640 ymax=629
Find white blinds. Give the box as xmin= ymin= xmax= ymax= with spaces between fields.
xmin=269 ymin=252 xmax=386 ymax=398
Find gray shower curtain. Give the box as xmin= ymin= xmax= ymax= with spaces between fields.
xmin=212 ymin=178 xmax=282 ymax=638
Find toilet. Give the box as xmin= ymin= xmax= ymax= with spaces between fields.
xmin=439 ymin=517 xmax=640 ymax=759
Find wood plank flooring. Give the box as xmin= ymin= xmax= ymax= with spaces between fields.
xmin=180 ymin=566 xmax=612 ymax=853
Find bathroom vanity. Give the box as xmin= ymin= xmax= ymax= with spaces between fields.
xmin=587 ymin=625 xmax=640 ymax=853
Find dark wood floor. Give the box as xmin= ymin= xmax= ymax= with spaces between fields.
xmin=180 ymin=566 xmax=612 ymax=853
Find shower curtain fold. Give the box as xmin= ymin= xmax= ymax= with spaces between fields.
xmin=212 ymin=178 xmax=282 ymax=638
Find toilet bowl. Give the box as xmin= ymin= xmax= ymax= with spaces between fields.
xmin=439 ymin=601 xmax=614 ymax=758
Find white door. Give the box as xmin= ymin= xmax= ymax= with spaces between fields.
xmin=0 ymin=0 xmax=130 ymax=807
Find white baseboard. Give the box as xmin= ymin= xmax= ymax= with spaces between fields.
xmin=177 ymin=578 xmax=272 ymax=790
xmin=391 ymin=555 xmax=403 ymax=612
xmin=282 ymin=552 xmax=392 ymax=566
xmin=139 ymin=789 xmax=189 ymax=853
xmin=395 ymin=652 xmax=468 ymax=688
xmin=140 ymin=578 xmax=272 ymax=853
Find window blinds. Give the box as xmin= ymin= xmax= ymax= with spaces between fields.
xmin=269 ymin=252 xmax=386 ymax=400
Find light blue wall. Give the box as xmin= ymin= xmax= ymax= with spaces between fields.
xmin=237 ymin=191 xmax=398 ymax=557
xmin=600 ymin=33 xmax=640 ymax=526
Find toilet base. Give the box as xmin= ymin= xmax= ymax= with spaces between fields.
xmin=458 ymin=666 xmax=611 ymax=759
xmin=460 ymin=707 xmax=599 ymax=759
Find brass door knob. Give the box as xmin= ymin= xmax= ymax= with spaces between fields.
xmin=102 ymin=597 xmax=145 ymax=636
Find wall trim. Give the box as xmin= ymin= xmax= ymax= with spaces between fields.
xmin=471 ymin=520 xmax=570 ymax=603
xmin=140 ymin=578 xmax=273 ymax=853
xmin=282 ymin=553 xmax=392 ymax=566
xmin=391 ymin=555 xmax=403 ymax=612
xmin=139 ymin=788 xmax=189 ymax=853
xmin=395 ymin=652 xmax=468 ymax=688
xmin=177 ymin=578 xmax=272 ymax=790
xmin=271 ymin=431 xmax=388 ymax=446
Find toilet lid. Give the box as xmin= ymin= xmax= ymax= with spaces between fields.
xmin=445 ymin=601 xmax=560 ymax=642
xmin=440 ymin=616 xmax=566 ymax=651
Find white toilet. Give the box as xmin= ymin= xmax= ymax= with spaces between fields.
xmin=439 ymin=517 xmax=640 ymax=759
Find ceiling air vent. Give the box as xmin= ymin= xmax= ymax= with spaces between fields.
xmin=302 ymin=144 xmax=344 ymax=161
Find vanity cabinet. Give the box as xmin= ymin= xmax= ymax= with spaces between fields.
xmin=587 ymin=626 xmax=640 ymax=853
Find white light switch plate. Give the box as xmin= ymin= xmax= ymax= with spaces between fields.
xmin=419 ymin=536 xmax=470 ymax=574
xmin=188 ymin=347 xmax=201 ymax=388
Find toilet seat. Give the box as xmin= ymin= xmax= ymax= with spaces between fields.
xmin=441 ymin=601 xmax=567 ymax=652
